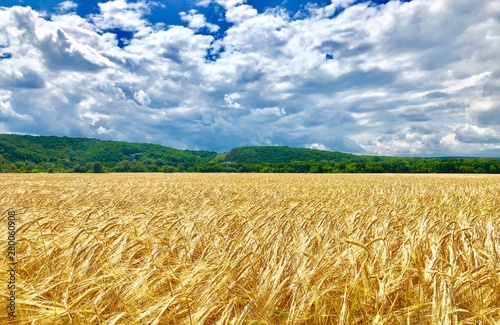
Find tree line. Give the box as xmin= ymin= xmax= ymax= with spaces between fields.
xmin=0 ymin=134 xmax=499 ymax=173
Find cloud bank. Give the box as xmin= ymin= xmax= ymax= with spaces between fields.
xmin=0 ymin=0 xmax=499 ymax=156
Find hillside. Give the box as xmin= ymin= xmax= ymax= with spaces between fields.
xmin=0 ymin=134 xmax=499 ymax=173
xmin=0 ymin=134 xmax=216 ymax=173
xmin=214 ymin=146 xmax=359 ymax=164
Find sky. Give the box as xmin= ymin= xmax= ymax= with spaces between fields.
xmin=0 ymin=0 xmax=499 ymax=156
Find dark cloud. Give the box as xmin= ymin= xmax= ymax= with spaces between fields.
xmin=10 ymin=6 xmax=38 ymax=43
xmin=305 ymin=68 xmax=396 ymax=93
xmin=39 ymin=29 xmax=110 ymax=71
xmin=317 ymin=40 xmax=374 ymax=59
xmin=336 ymin=69 xmax=396 ymax=90
xmin=1 ymin=69 xmax=46 ymax=89
xmin=234 ymin=64 xmax=264 ymax=84
xmin=476 ymin=106 xmax=500 ymax=126
xmin=475 ymin=148 xmax=500 ymax=157
xmin=409 ymin=124 xmax=437 ymax=135
xmin=398 ymin=110 xmax=431 ymax=122
xmin=424 ymin=91 xmax=449 ymax=99
xmin=347 ymin=98 xmax=407 ymax=113
xmin=424 ymin=102 xmax=469 ymax=114
xmin=316 ymin=40 xmax=345 ymax=54
xmin=482 ymin=83 xmax=500 ymax=97
xmin=456 ymin=132 xmax=500 ymax=144
xmin=481 ymin=72 xmax=500 ymax=97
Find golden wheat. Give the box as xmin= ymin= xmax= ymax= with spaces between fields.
xmin=1 ymin=173 xmax=499 ymax=324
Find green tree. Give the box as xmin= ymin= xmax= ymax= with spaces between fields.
xmin=365 ymin=161 xmax=383 ymax=173
xmin=73 ymin=165 xmax=87 ymax=173
xmin=24 ymin=161 xmax=36 ymax=172
xmin=115 ymin=160 xmax=132 ymax=172
xmin=93 ymin=162 xmax=104 ymax=173
xmin=162 ymin=165 xmax=176 ymax=173
xmin=130 ymin=161 xmax=146 ymax=172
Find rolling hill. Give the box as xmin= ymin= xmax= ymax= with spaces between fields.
xmin=0 ymin=134 xmax=499 ymax=173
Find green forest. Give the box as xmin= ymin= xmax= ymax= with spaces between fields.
xmin=0 ymin=134 xmax=499 ymax=173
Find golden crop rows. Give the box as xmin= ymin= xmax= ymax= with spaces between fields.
xmin=1 ymin=173 xmax=499 ymax=324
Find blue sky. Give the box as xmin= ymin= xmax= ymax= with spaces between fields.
xmin=0 ymin=0 xmax=499 ymax=156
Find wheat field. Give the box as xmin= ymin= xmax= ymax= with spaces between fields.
xmin=1 ymin=173 xmax=499 ymax=324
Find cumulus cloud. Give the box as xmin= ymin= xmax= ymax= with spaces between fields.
xmin=225 ymin=4 xmax=258 ymax=24
xmin=0 ymin=0 xmax=499 ymax=156
xmin=455 ymin=124 xmax=500 ymax=144
xmin=249 ymin=107 xmax=286 ymax=119
xmin=0 ymin=91 xmax=15 ymax=116
xmin=474 ymin=105 xmax=500 ymax=126
xmin=134 ymin=89 xmax=151 ymax=106
xmin=0 ymin=68 xmax=45 ymax=89
xmin=224 ymin=93 xmax=242 ymax=109
xmin=39 ymin=29 xmax=114 ymax=71
xmin=56 ymin=1 xmax=78 ymax=13
xmin=197 ymin=0 xmax=245 ymax=10
xmin=89 ymin=0 xmax=153 ymax=36
xmin=306 ymin=143 xmax=329 ymax=151
xmin=0 ymin=91 xmax=32 ymax=121
xmin=180 ymin=10 xmax=220 ymax=33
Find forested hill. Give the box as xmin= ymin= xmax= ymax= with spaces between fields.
xmin=0 ymin=134 xmax=499 ymax=173
xmin=0 ymin=134 xmax=216 ymax=173
xmin=213 ymin=146 xmax=358 ymax=163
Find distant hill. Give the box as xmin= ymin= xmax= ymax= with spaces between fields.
xmin=0 ymin=134 xmax=216 ymax=172
xmin=0 ymin=134 xmax=499 ymax=173
xmin=214 ymin=146 xmax=359 ymax=164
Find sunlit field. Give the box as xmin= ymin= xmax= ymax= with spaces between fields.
xmin=1 ymin=173 xmax=499 ymax=324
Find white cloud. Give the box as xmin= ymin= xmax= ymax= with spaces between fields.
xmin=225 ymin=4 xmax=258 ymax=24
xmin=196 ymin=0 xmax=213 ymax=7
xmin=0 ymin=90 xmax=31 ymax=120
xmin=249 ymin=107 xmax=286 ymax=119
xmin=455 ymin=124 xmax=500 ymax=144
xmin=307 ymin=0 xmax=356 ymax=18
xmin=0 ymin=91 xmax=14 ymax=116
xmin=134 ymin=89 xmax=151 ymax=106
xmin=180 ymin=10 xmax=220 ymax=33
xmin=224 ymin=93 xmax=242 ymax=109
xmin=56 ymin=1 xmax=78 ymax=13
xmin=202 ymin=0 xmax=245 ymax=10
xmin=97 ymin=126 xmax=108 ymax=134
xmin=89 ymin=0 xmax=153 ymax=36
xmin=306 ymin=143 xmax=329 ymax=151
xmin=39 ymin=28 xmax=115 ymax=71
